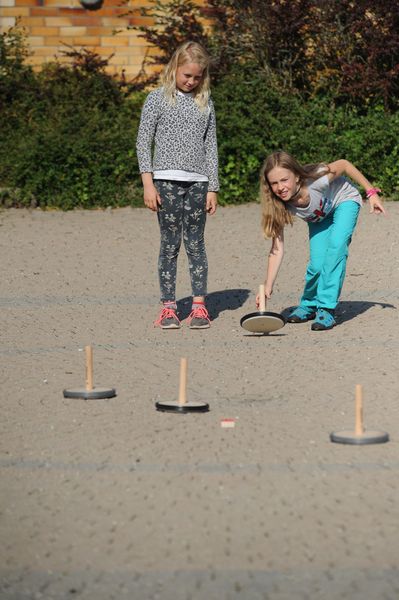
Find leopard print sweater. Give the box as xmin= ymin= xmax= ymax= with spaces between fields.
xmin=136 ymin=87 xmax=219 ymax=191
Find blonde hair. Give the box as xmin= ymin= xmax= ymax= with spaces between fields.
xmin=260 ymin=150 xmax=330 ymax=238
xmin=160 ymin=41 xmax=211 ymax=111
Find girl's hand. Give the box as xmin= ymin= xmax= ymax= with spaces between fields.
xmin=143 ymin=184 xmax=161 ymax=211
xmin=368 ymin=194 xmax=386 ymax=216
xmin=206 ymin=192 xmax=217 ymax=215
xmin=255 ymin=286 xmax=272 ymax=308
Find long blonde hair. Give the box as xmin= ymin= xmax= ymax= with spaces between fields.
xmin=160 ymin=41 xmax=211 ymax=111
xmin=260 ymin=151 xmax=330 ymax=238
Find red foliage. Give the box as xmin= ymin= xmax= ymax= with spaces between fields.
xmin=125 ymin=0 xmax=399 ymax=107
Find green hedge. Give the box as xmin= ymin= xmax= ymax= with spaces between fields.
xmin=1 ymin=30 xmax=398 ymax=209
xmin=0 ymin=100 xmax=144 ymax=209
xmin=0 ymin=64 xmax=145 ymax=209
xmin=0 ymin=30 xmax=144 ymax=209
xmin=213 ymin=67 xmax=399 ymax=204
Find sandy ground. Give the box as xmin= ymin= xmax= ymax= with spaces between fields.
xmin=0 ymin=202 xmax=398 ymax=600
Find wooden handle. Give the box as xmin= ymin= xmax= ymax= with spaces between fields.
xmin=178 ymin=357 xmax=188 ymax=406
xmin=85 ymin=345 xmax=94 ymax=391
xmin=355 ymin=384 xmax=364 ymax=435
xmin=259 ymin=284 xmax=266 ymax=312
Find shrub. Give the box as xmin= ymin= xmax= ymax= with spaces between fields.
xmin=0 ymin=32 xmax=143 ymax=209
xmin=1 ymin=25 xmax=398 ymax=209
xmin=212 ymin=67 xmax=399 ymax=203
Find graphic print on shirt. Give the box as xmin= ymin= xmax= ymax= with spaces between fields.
xmin=305 ymin=197 xmax=333 ymax=222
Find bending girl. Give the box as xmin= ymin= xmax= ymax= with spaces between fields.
xmin=259 ymin=151 xmax=386 ymax=330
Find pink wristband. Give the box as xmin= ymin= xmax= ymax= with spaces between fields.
xmin=366 ymin=188 xmax=381 ymax=198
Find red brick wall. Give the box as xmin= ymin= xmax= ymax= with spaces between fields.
xmin=0 ymin=0 xmax=186 ymax=78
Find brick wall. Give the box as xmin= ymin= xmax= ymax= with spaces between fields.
xmin=0 ymin=0 xmax=194 ymax=78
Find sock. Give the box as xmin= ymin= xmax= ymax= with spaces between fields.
xmin=191 ymin=300 xmax=205 ymax=310
xmin=163 ymin=301 xmax=177 ymax=310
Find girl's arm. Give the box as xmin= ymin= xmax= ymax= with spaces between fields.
xmin=327 ymin=159 xmax=386 ymax=215
xmin=136 ymin=92 xmax=159 ymax=173
xmin=141 ymin=172 xmax=161 ymax=212
xmin=206 ymin=191 xmax=217 ymax=215
xmin=256 ymin=232 xmax=284 ymax=306
xmin=136 ymin=91 xmax=161 ymax=210
xmin=203 ymin=101 xmax=219 ymax=193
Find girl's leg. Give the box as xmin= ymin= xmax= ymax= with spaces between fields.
xmin=316 ymin=201 xmax=360 ymax=309
xmin=182 ymin=182 xmax=210 ymax=328
xmin=300 ymin=202 xmax=360 ymax=311
xmin=299 ymin=217 xmax=332 ymax=311
xmin=182 ymin=181 xmax=208 ymax=297
xmin=155 ymin=180 xmax=184 ymax=302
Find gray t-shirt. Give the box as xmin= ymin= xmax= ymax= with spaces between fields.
xmin=287 ymin=175 xmax=362 ymax=223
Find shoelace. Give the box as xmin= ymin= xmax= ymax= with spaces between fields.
xmin=188 ymin=305 xmax=210 ymax=324
xmin=154 ymin=306 xmax=180 ymax=327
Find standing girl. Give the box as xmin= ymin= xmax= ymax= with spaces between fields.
xmin=136 ymin=41 xmax=218 ymax=329
xmin=258 ymin=151 xmax=386 ymax=330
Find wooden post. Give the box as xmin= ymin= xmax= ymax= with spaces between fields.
xmin=355 ymin=384 xmax=364 ymax=435
xmin=178 ymin=357 xmax=188 ymax=406
xmin=259 ymin=284 xmax=266 ymax=312
xmin=85 ymin=345 xmax=94 ymax=392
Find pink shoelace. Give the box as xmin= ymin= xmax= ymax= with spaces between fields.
xmin=187 ymin=305 xmax=210 ymax=324
xmin=154 ymin=306 xmax=180 ymax=327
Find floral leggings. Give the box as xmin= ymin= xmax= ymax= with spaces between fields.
xmin=154 ymin=179 xmax=208 ymax=302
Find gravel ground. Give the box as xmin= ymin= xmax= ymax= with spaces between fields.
xmin=0 ymin=202 xmax=398 ymax=600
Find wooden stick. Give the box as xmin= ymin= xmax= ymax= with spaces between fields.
xmin=355 ymin=384 xmax=364 ymax=435
xmin=85 ymin=345 xmax=94 ymax=391
xmin=259 ymin=284 xmax=266 ymax=312
xmin=178 ymin=357 xmax=188 ymax=406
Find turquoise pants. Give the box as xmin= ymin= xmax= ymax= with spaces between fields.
xmin=300 ymin=201 xmax=360 ymax=311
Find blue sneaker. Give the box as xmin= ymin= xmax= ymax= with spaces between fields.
xmin=311 ymin=308 xmax=336 ymax=331
xmin=287 ymin=306 xmax=316 ymax=323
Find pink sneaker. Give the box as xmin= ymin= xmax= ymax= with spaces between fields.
xmin=154 ymin=306 xmax=181 ymax=329
xmin=187 ymin=305 xmax=210 ymax=329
